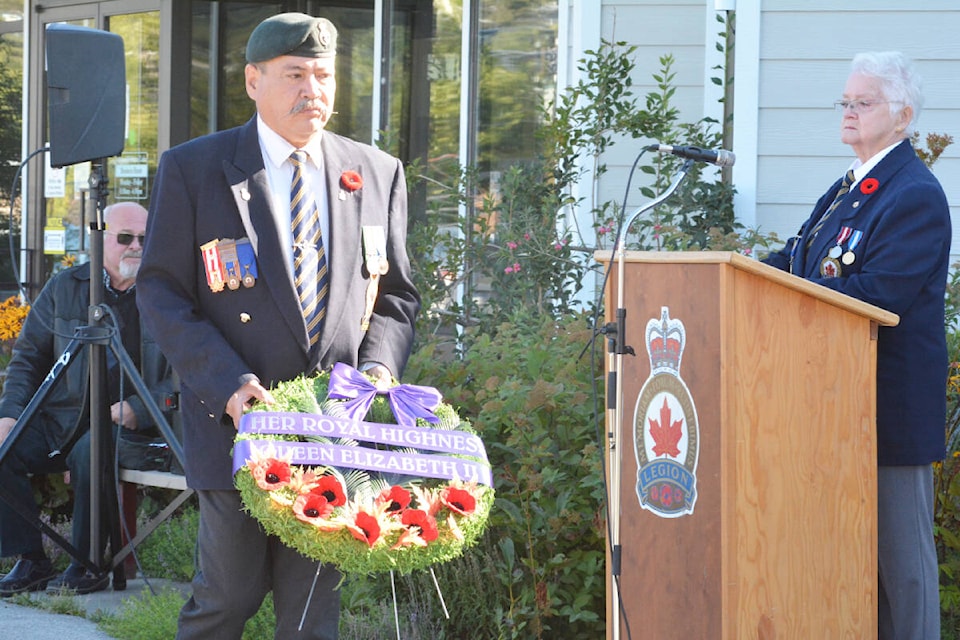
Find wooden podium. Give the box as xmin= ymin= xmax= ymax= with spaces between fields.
xmin=599 ymin=251 xmax=898 ymax=639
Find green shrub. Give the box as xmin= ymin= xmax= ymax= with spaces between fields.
xmin=98 ymin=588 xmax=185 ymax=640
xmin=97 ymin=587 xmax=275 ymax=640
xmin=339 ymin=546 xmax=504 ymax=639
xmin=402 ymin=312 xmax=606 ymax=638
xmin=940 ymin=264 xmax=960 ymax=638
xmin=135 ymin=502 xmax=198 ymax=582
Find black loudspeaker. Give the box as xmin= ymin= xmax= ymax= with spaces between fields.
xmin=45 ymin=23 xmax=126 ymax=168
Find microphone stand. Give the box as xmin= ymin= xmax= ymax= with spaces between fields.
xmin=604 ymin=159 xmax=692 ymax=640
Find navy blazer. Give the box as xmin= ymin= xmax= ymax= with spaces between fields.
xmin=137 ymin=118 xmax=420 ymax=489
xmin=765 ymin=140 xmax=949 ymax=465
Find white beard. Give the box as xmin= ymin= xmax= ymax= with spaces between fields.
xmin=118 ymin=259 xmax=140 ymax=280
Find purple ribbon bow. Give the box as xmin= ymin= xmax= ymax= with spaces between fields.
xmin=327 ymin=362 xmax=442 ymax=427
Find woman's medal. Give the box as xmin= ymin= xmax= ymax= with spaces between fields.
xmin=842 ymin=229 xmax=863 ymax=266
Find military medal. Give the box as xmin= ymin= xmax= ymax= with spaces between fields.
xmin=822 ymin=227 xmax=850 ymax=275
xmin=362 ymin=226 xmax=390 ymax=275
xmin=819 ymin=256 xmax=841 ymax=278
xmin=200 ymin=237 xmax=258 ymax=293
xmin=841 ymin=229 xmax=863 ymax=267
xmin=235 ymin=238 xmax=258 ymax=287
xmin=218 ymin=239 xmax=242 ymax=290
xmin=360 ymin=226 xmax=389 ymax=331
xmin=201 ymin=240 xmax=226 ymax=292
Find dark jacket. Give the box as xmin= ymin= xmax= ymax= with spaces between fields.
xmin=137 ymin=118 xmax=420 ymax=489
xmin=0 ymin=262 xmax=176 ymax=452
xmin=764 ymin=140 xmax=950 ymax=465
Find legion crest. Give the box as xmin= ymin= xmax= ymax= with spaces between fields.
xmin=633 ymin=307 xmax=699 ymax=518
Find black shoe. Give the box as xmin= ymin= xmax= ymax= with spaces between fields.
xmin=45 ymin=563 xmax=110 ymax=595
xmin=0 ymin=558 xmax=58 ymax=596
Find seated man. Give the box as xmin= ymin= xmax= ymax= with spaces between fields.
xmin=0 ymin=202 xmax=176 ymax=595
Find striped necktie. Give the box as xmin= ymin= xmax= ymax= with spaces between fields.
xmin=806 ymin=169 xmax=856 ymax=248
xmin=289 ymin=150 xmax=328 ymax=346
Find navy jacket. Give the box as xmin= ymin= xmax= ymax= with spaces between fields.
xmin=137 ymin=118 xmax=420 ymax=489
xmin=765 ymin=140 xmax=949 ymax=466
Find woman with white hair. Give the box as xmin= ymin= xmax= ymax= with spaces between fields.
xmin=764 ymin=51 xmax=948 ymax=639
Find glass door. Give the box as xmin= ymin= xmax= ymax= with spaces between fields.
xmin=26 ymin=0 xmax=160 ymax=297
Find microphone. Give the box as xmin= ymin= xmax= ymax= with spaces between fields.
xmin=647 ymin=144 xmax=736 ymax=168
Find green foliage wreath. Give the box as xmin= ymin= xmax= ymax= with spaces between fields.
xmin=233 ymin=368 xmax=493 ymax=575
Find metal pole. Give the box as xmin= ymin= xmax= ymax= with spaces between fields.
xmin=607 ymin=160 xmax=692 ymax=638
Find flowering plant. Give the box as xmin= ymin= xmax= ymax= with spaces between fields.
xmin=233 ymin=363 xmax=493 ymax=575
xmin=340 ymin=170 xmax=363 ymax=192
xmin=0 ymin=296 xmax=29 ymax=372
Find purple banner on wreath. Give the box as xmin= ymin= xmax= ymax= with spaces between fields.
xmin=238 ymin=411 xmax=487 ymax=460
xmin=233 ymin=439 xmax=493 ymax=487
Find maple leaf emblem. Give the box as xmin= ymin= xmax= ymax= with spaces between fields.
xmin=648 ymin=397 xmax=683 ymax=457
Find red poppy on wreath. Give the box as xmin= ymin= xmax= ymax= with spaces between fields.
xmin=293 ymin=492 xmax=334 ymax=526
xmin=315 ymin=475 xmax=348 ymax=506
xmin=340 ymin=170 xmax=363 ymax=192
xmin=391 ymin=509 xmax=439 ymax=549
xmin=376 ymin=485 xmax=412 ymax=513
xmin=860 ymin=178 xmax=879 ymax=194
xmin=251 ymin=458 xmax=292 ymax=491
xmin=347 ymin=510 xmax=382 ymax=548
xmin=441 ymin=486 xmax=477 ymax=516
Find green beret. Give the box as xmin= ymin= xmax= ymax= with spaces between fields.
xmin=246 ymin=13 xmax=337 ymax=63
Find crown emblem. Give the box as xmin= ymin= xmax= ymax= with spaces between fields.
xmin=645 ymin=307 xmax=685 ymax=375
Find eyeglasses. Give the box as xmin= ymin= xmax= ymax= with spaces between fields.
xmin=106 ymin=231 xmax=145 ymax=246
xmin=834 ymin=99 xmax=902 ymax=114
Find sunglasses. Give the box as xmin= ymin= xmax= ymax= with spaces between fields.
xmin=106 ymin=231 xmax=146 ymax=246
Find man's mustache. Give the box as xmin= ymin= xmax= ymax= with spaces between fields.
xmin=291 ymin=99 xmax=332 ymax=117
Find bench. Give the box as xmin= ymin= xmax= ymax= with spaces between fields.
xmin=119 ymin=469 xmax=188 ymax=491
xmin=115 ymin=469 xmax=194 ymax=578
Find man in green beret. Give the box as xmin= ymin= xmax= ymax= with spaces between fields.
xmin=137 ymin=11 xmax=420 ymax=639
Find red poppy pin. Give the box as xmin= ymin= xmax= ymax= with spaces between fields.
xmin=340 ymin=170 xmax=363 ymax=192
xmin=859 ymin=178 xmax=879 ymax=194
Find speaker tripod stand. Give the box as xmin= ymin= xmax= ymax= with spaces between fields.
xmin=0 ymin=161 xmax=184 ymax=591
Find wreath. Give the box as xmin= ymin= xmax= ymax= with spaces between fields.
xmin=233 ymin=363 xmax=494 ymax=575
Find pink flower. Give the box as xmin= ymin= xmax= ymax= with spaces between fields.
xmin=504 ymin=266 xmax=514 ymax=274
xmin=507 ymin=241 xmax=518 ymax=250
xmin=512 ymin=262 xmax=521 ymax=272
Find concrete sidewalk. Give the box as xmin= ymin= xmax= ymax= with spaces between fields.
xmin=0 ymin=577 xmax=190 ymax=640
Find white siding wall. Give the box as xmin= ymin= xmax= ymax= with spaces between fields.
xmin=599 ymin=1 xmax=714 ymax=219
xmin=752 ymin=2 xmax=960 ymax=258
xmin=572 ymin=0 xmax=960 ymax=260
